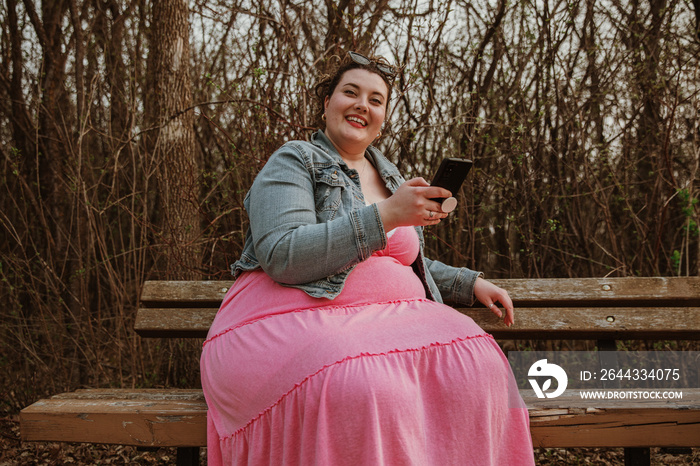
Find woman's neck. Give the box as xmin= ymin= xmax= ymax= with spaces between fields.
xmin=324 ymin=130 xmax=368 ymax=165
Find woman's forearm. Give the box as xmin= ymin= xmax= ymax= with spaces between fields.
xmin=424 ymin=257 xmax=482 ymax=305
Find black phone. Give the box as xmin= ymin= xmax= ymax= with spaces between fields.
xmin=430 ymin=157 xmax=473 ymax=201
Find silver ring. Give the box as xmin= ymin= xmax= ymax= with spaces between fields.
xmin=489 ymin=303 xmax=495 ymax=308
xmin=429 ymin=211 xmax=434 ymax=218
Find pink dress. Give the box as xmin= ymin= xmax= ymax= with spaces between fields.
xmin=200 ymin=227 xmax=534 ymax=465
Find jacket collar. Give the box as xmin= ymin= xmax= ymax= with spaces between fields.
xmin=310 ymin=130 xmax=402 ymax=181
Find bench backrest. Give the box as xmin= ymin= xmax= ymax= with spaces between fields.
xmin=135 ymin=277 xmax=700 ymax=340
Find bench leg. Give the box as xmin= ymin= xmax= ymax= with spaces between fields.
xmin=624 ymin=447 xmax=650 ymax=466
xmin=176 ymin=447 xmax=200 ymax=466
xmin=598 ymin=341 xmax=651 ymax=466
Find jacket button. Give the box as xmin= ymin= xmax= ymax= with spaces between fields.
xmin=331 ymin=172 xmax=338 ymax=180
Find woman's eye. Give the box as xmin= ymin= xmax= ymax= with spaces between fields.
xmin=344 ymin=90 xmax=356 ymax=96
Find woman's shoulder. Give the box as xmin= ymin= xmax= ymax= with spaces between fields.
xmin=271 ymin=138 xmax=313 ymax=160
xmin=269 ymin=132 xmax=342 ymax=167
xmin=263 ymin=139 xmax=314 ymax=170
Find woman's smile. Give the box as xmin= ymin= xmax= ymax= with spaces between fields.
xmin=346 ymin=115 xmax=367 ymax=127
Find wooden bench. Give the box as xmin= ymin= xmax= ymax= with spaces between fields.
xmin=20 ymin=277 xmax=700 ymax=465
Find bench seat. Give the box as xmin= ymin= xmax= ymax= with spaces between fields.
xmin=20 ymin=276 xmax=700 ymax=465
xmin=20 ymin=388 xmax=700 ymax=449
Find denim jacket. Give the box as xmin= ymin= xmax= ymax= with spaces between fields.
xmin=231 ymin=130 xmax=481 ymax=305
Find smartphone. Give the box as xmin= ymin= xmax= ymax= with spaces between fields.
xmin=430 ymin=157 xmax=473 ymax=201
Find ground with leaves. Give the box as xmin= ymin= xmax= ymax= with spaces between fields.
xmin=2 ymin=415 xmax=698 ymax=465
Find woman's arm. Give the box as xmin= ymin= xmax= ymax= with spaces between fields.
xmin=425 ymin=258 xmax=514 ymax=326
xmin=247 ymin=146 xmax=386 ymax=285
xmin=424 ymin=257 xmax=482 ymax=305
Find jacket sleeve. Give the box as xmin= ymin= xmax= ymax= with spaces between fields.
xmin=247 ymin=145 xmax=386 ymax=285
xmin=424 ymin=257 xmax=483 ymax=306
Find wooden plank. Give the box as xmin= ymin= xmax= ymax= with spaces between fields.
xmin=489 ymin=277 xmax=700 ymax=307
xmin=135 ymin=308 xmax=217 ymax=338
xmin=134 ymin=306 xmax=700 ymax=340
xmin=463 ymin=307 xmax=700 ymax=340
xmin=50 ymin=388 xmax=204 ymax=401
xmin=20 ymin=388 xmax=699 ymax=449
xmin=529 ymin=407 xmax=700 ymax=447
xmin=140 ymin=277 xmax=700 ymax=307
xmin=140 ymin=281 xmax=233 ymax=307
xmin=20 ymin=389 xmax=206 ymax=447
xmin=526 ymin=389 xmax=700 ymax=447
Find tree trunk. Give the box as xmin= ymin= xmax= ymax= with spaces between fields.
xmin=148 ymin=0 xmax=200 ymax=279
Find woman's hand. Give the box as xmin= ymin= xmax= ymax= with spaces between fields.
xmin=474 ymin=277 xmax=515 ymax=327
xmin=377 ymin=178 xmax=452 ymax=231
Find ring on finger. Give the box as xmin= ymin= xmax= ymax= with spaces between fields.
xmin=429 ymin=211 xmax=434 ymax=218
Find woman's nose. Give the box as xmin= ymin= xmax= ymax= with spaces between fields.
xmin=354 ymin=97 xmax=368 ymax=111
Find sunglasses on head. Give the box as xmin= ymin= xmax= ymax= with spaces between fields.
xmin=348 ymin=51 xmax=397 ymax=81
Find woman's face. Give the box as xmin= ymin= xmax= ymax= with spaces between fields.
xmin=323 ymin=68 xmax=388 ymax=157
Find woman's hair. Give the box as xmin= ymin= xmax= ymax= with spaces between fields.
xmin=313 ymin=51 xmax=396 ymax=131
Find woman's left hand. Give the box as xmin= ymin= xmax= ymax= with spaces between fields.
xmin=474 ymin=277 xmax=515 ymax=327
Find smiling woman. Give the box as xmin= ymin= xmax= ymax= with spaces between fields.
xmin=200 ymin=51 xmax=535 ymax=465
xmin=323 ymin=68 xmax=392 ymax=206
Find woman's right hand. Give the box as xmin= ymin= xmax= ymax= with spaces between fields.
xmin=377 ymin=178 xmax=452 ymax=231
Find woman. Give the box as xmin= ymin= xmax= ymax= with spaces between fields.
xmin=201 ymin=51 xmax=534 ymax=465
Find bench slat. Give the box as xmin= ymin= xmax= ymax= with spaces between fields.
xmin=463 ymin=306 xmax=700 ymax=340
xmin=530 ymin=407 xmax=700 ymax=448
xmin=527 ymin=388 xmax=700 ymax=447
xmin=20 ymin=388 xmax=700 ymax=448
xmin=490 ymin=277 xmax=700 ymax=307
xmin=135 ymin=308 xmax=217 ymax=338
xmin=20 ymin=389 xmax=206 ymax=447
xmin=139 ymin=277 xmax=700 ymax=307
xmin=134 ymin=306 xmax=700 ymax=340
xmin=141 ymin=281 xmax=232 ymax=307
